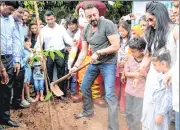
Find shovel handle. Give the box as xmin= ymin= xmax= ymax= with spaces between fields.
xmin=51 ymin=62 xmax=90 ymax=85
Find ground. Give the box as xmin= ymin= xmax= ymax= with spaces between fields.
xmin=6 ymin=99 xmax=175 ymax=130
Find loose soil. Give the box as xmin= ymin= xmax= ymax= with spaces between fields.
xmin=6 ymin=99 xmax=175 ymax=130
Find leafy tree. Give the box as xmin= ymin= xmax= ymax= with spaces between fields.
xmin=22 ymin=1 xmax=132 ymax=23
xmin=105 ymin=1 xmax=132 ymax=24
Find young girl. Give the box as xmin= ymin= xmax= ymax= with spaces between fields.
xmin=123 ymin=37 xmax=147 ymax=130
xmin=142 ymin=48 xmax=172 ymax=130
xmin=28 ymin=22 xmax=38 ymax=48
xmin=115 ymin=20 xmax=131 ymax=113
xmin=33 ymin=57 xmax=45 ymax=102
xmin=21 ymin=36 xmax=35 ymax=107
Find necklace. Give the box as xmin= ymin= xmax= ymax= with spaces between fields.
xmin=134 ymin=58 xmax=142 ymax=63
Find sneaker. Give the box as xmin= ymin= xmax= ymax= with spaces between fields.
xmin=0 ymin=125 xmax=4 ymax=130
xmin=20 ymin=100 xmax=30 ymax=108
xmin=26 ymin=97 xmax=36 ymax=103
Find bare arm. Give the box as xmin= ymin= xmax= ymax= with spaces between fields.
xmin=0 ymin=61 xmax=4 ymax=70
xmin=68 ymin=40 xmax=79 ymax=69
xmin=74 ymin=41 xmax=88 ymax=67
xmin=139 ymin=51 xmax=151 ymax=73
xmin=125 ymin=71 xmax=138 ymax=78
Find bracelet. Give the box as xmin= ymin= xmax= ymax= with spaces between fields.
xmin=1 ymin=68 xmax=6 ymax=72
xmin=95 ymin=51 xmax=102 ymax=57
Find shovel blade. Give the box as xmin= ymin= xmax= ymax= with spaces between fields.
xmin=50 ymin=84 xmax=64 ymax=97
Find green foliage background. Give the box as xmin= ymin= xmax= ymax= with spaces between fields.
xmin=21 ymin=1 xmax=132 ymax=23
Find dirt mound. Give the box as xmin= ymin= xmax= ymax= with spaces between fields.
xmin=6 ymin=99 xmax=127 ymax=130
xmin=6 ymin=99 xmax=175 ymax=130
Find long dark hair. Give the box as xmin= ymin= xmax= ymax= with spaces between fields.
xmin=119 ymin=20 xmax=131 ymax=46
xmin=28 ymin=22 xmax=38 ymax=39
xmin=145 ymin=1 xmax=173 ymax=53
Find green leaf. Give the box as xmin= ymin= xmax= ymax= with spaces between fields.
xmin=35 ymin=55 xmax=41 ymax=61
xmin=44 ymin=92 xmax=52 ymax=102
xmin=43 ymin=51 xmax=49 ymax=56
xmin=54 ymin=50 xmax=64 ymax=59
xmin=29 ymin=56 xmax=35 ymax=67
xmin=50 ymin=51 xmax=55 ymax=61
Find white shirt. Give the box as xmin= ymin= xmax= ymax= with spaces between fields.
xmin=34 ymin=23 xmax=72 ymax=51
xmin=171 ymin=39 xmax=179 ymax=112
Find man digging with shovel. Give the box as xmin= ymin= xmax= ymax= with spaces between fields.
xmin=70 ymin=3 xmax=120 ymax=130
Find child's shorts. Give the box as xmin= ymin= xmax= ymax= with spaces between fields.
xmin=24 ymin=67 xmax=32 ymax=83
xmin=34 ymin=79 xmax=45 ymax=92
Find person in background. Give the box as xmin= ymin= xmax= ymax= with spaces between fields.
xmin=40 ymin=22 xmax=45 ymax=29
xmin=59 ymin=18 xmax=67 ymax=29
xmin=131 ymin=24 xmax=143 ymax=37
xmin=138 ymin=15 xmax=148 ymax=33
xmin=34 ymin=11 xmax=73 ymax=98
xmin=21 ymin=36 xmax=35 ymax=107
xmin=11 ymin=5 xmax=27 ymax=110
xmin=0 ymin=1 xmax=21 ymax=128
xmin=140 ymin=2 xmax=179 ymax=130
xmin=28 ymin=22 xmax=38 ymax=48
xmin=66 ymin=16 xmax=79 ymax=38
xmin=22 ymin=9 xmax=30 ymax=37
xmin=163 ymin=1 xmax=179 ymax=130
xmin=115 ymin=20 xmax=131 ymax=114
xmin=142 ymin=48 xmax=172 ymax=130
xmin=173 ymin=0 xmax=179 ymax=24
xmin=66 ymin=16 xmax=79 ymax=95
xmin=123 ymin=37 xmax=147 ymax=130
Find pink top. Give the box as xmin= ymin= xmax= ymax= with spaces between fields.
xmin=124 ymin=55 xmax=146 ymax=98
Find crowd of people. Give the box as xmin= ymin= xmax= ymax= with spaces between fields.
xmin=0 ymin=1 xmax=179 ymax=130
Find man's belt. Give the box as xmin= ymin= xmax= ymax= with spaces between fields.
xmin=1 ymin=54 xmax=12 ymax=59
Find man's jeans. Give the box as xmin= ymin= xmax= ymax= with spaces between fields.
xmin=81 ymin=63 xmax=119 ymax=130
xmin=176 ymin=111 xmax=179 ymax=130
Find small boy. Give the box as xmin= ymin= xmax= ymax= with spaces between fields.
xmin=142 ymin=48 xmax=172 ymax=130
xmin=123 ymin=37 xmax=147 ymax=130
xmin=33 ymin=57 xmax=45 ymax=102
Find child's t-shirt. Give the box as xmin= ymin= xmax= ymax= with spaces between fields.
xmin=116 ymin=39 xmax=129 ymax=76
xmin=33 ymin=61 xmax=44 ymax=80
xmin=124 ymin=55 xmax=146 ymax=98
xmin=23 ymin=49 xmax=33 ymax=67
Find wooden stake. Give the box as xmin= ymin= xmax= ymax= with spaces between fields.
xmin=33 ymin=2 xmax=54 ymax=130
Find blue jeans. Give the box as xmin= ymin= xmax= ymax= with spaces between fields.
xmin=176 ymin=111 xmax=179 ymax=130
xmin=70 ymin=75 xmax=76 ymax=94
xmin=81 ymin=63 xmax=119 ymax=130
xmin=34 ymin=79 xmax=45 ymax=92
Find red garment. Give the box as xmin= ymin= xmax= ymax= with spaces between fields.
xmin=76 ymin=1 xmax=107 ymax=16
xmin=115 ymin=74 xmax=126 ymax=112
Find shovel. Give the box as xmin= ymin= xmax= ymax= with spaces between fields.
xmin=50 ymin=62 xmax=90 ymax=96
